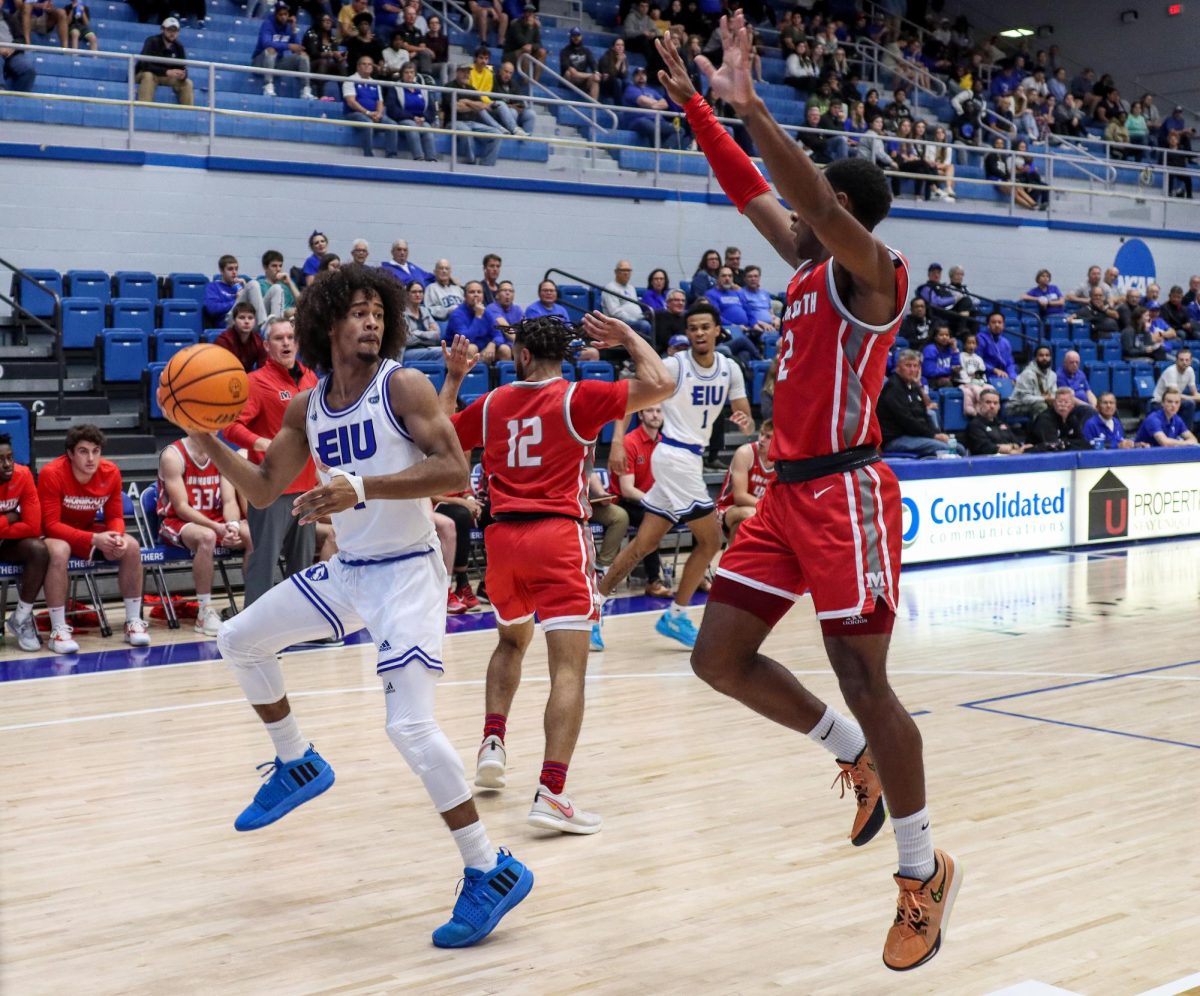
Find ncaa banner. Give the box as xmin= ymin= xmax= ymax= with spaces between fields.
xmin=1074 ymin=463 xmax=1200 ymax=544
xmin=898 ymin=471 xmax=1073 ymax=564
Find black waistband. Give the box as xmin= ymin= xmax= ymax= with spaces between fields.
xmin=492 ymin=511 xmax=585 ymax=525
xmin=775 ymin=446 xmax=881 ymax=483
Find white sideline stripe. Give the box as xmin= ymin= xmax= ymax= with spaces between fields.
xmin=2 ymin=666 xmax=1198 ymax=733
xmin=1132 ymin=972 xmax=1200 ymax=996
xmin=984 ymin=983 xmax=1083 ymax=996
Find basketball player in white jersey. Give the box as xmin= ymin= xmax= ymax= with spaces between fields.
xmin=178 ymin=264 xmax=532 ymax=949
xmin=599 ymin=300 xmax=753 ymax=647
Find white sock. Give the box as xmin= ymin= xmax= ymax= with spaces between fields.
xmin=123 ymin=597 xmax=142 ymax=622
xmin=49 ymin=606 xmax=66 ymax=630
xmin=197 ymin=593 xmax=212 ymax=611
xmin=451 ymin=820 xmax=497 ymax=872
xmin=14 ymin=600 xmax=33 ymax=623
xmin=806 ymin=705 xmax=868 ymax=763
xmin=892 ymin=807 xmax=936 ymax=882
xmin=264 ymin=714 xmax=308 ymax=762
xmin=668 ymin=602 xmax=686 ymax=618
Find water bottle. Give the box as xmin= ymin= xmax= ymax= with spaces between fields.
xmin=1091 ymin=437 xmax=1104 ymax=450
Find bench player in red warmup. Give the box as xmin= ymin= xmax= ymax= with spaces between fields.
xmin=657 ymin=19 xmax=961 ymax=971
xmin=441 ymin=315 xmax=673 ymax=834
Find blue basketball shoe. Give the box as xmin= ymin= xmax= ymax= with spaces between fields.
xmin=655 ymin=609 xmax=698 ymax=648
xmin=233 ymin=745 xmax=335 ymax=832
xmin=432 ymin=849 xmax=533 ymax=949
xmin=589 ymin=621 xmax=605 ymax=652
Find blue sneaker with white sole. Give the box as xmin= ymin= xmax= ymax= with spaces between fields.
xmin=589 ymin=621 xmax=605 ymax=652
xmin=432 ymin=849 xmax=533 ymax=948
xmin=655 ymin=609 xmax=698 ymax=648
xmin=234 ymin=745 xmax=335 ymax=832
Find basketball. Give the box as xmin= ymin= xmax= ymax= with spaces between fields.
xmin=157 ymin=344 xmax=249 ymax=433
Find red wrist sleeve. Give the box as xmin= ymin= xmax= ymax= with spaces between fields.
xmin=684 ymin=93 xmax=771 ymax=213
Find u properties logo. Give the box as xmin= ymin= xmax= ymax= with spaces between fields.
xmin=1088 ymin=470 xmax=1129 ymax=540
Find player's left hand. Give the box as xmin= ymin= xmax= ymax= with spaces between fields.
xmin=441 ymin=334 xmax=479 ymax=380
xmin=697 ymin=12 xmax=757 ymax=113
xmin=292 ymin=463 xmax=362 ymax=525
xmin=730 ymin=409 xmax=752 ymax=431
xmin=581 ymin=310 xmax=635 ymax=348
xmin=655 ymin=32 xmax=697 ymax=106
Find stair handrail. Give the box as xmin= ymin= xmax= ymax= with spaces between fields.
xmin=543 ymin=266 xmax=656 ymax=341
xmin=0 ymin=256 xmax=64 ymax=408
xmin=515 ymin=52 xmax=619 ymax=133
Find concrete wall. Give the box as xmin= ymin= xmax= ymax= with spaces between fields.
xmin=1 ymin=155 xmax=1198 ymax=305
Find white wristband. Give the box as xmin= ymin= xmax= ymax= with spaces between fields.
xmin=328 ymin=467 xmax=367 ymax=505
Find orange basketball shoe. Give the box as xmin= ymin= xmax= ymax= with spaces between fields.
xmin=883 ymin=849 xmax=962 ymax=971
xmin=832 ymin=748 xmax=886 ymax=846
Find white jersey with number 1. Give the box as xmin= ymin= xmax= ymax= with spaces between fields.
xmin=658 ymin=351 xmax=747 ymax=449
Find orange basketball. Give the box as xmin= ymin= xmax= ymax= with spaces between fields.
xmin=158 ymin=344 xmax=249 ymax=433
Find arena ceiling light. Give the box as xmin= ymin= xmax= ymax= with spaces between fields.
xmin=999 ymin=26 xmax=1035 ymax=37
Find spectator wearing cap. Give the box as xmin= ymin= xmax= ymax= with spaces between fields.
xmin=1147 ymin=301 xmax=1180 ymax=350
xmin=135 ymin=18 xmax=194 ymax=105
xmin=560 ymin=26 xmax=600 ymax=100
xmin=916 ymin=262 xmax=959 ymax=319
xmin=343 ymin=53 xmax=400 ymax=157
xmin=503 ymin=4 xmax=546 ymax=82
xmin=622 ymin=65 xmax=681 ymax=149
xmin=253 ymin=2 xmax=314 ymax=99
xmin=1157 ymin=105 xmax=1195 ymax=147
xmin=442 ymin=63 xmax=504 ymax=166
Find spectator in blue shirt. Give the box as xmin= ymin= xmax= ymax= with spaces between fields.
xmin=484 ymin=279 xmax=523 ymax=337
xmin=1083 ymin=393 xmax=1135 ymax=449
xmin=977 ymin=311 xmax=1017 ymax=379
xmin=202 ymin=254 xmax=271 ymax=327
xmin=386 ymin=61 xmax=440 ymax=162
xmin=740 ymin=266 xmax=778 ymax=331
xmin=622 ymin=66 xmax=681 ymax=149
xmin=1134 ymin=389 xmax=1199 ymax=446
xmin=525 ymin=279 xmax=571 ymax=321
xmin=448 ymin=281 xmax=512 ymax=363
xmin=380 ymin=238 xmax=432 ymax=286
xmin=640 ymin=269 xmax=670 ymax=312
xmin=1056 ymin=349 xmax=1097 ymax=411
xmin=706 ymin=266 xmax=762 ymax=363
xmin=921 ymin=324 xmax=961 ymax=388
xmin=300 ymin=231 xmax=327 ymax=287
xmin=1021 ymin=268 xmax=1065 ymax=316
xmin=343 ymin=54 xmax=400 ymax=157
xmin=253 ymin=2 xmax=313 ymax=99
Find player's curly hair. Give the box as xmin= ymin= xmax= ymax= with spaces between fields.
xmin=511 ymin=315 xmax=579 ymax=361
xmin=824 ymin=157 xmax=892 ymax=231
xmin=295 ymin=263 xmax=406 ymax=371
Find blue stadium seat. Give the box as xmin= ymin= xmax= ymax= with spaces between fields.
xmin=1075 ymin=341 xmax=1097 ymax=364
xmin=1086 ymin=361 xmax=1110 ymax=396
xmin=111 ymin=297 xmax=155 ymax=335
xmin=61 ymin=296 xmax=105 ymax=349
xmin=561 ymin=362 xmax=577 ymax=381
xmin=1110 ymin=361 xmax=1133 ymax=399
xmin=65 ymin=269 xmax=111 ymax=305
xmin=148 ymin=361 xmax=167 ymax=419
xmin=405 ymin=360 xmax=445 ymax=392
xmin=101 ymin=329 xmax=149 ymax=382
xmin=750 ymin=359 xmax=772 ymax=404
xmin=579 ymin=361 xmax=614 ymax=381
xmin=1132 ymin=368 xmax=1155 ymax=399
xmin=458 ymin=365 xmax=490 ymax=403
xmin=1052 ymin=339 xmax=1073 ymax=368
xmin=114 ymin=270 xmax=159 ymax=304
xmin=13 ymin=269 xmax=62 ymax=319
xmin=1100 ymin=336 xmax=1123 ymax=363
xmin=940 ymin=388 xmax=966 ymax=431
xmin=0 ymin=403 xmax=32 ymax=466
xmin=153 ymin=328 xmax=198 ymax=363
xmin=159 ymin=297 xmax=202 ymax=335
xmin=201 ymin=329 xmax=222 ymax=344
xmin=988 ymin=375 xmax=1015 ymax=400
xmin=762 ymin=332 xmax=780 ymax=359
xmin=497 ymin=360 xmax=518 ymax=385
xmin=165 ymin=272 xmax=209 ymax=307
xmin=1045 ymin=315 xmax=1068 ymax=338
xmin=557 ymin=284 xmax=590 ymax=317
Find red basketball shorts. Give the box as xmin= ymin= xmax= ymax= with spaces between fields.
xmin=710 ymin=462 xmax=902 ymax=627
xmin=485 ymin=517 xmax=600 ymax=631
xmin=159 ymin=515 xmax=224 ymax=548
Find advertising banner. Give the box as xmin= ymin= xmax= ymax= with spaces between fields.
xmin=899 ymin=471 xmax=1074 ymax=564
xmin=1074 ymin=462 xmax=1200 ymax=544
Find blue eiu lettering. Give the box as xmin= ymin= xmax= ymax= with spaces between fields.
xmin=691 ymin=385 xmax=725 ymax=406
xmin=315 ymin=419 xmax=378 ymax=469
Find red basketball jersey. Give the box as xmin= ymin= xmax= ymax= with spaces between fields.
xmin=453 ymin=377 xmax=630 ymax=518
xmin=157 ymin=439 xmax=225 ymax=523
xmin=716 ymin=444 xmax=776 ymax=513
xmin=770 ymin=249 xmax=909 ymax=462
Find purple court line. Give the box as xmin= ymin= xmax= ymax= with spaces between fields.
xmin=958 ymin=659 xmax=1200 ymax=750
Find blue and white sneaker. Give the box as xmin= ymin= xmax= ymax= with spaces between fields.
xmin=589 ymin=621 xmax=605 ymax=653
xmin=233 ymin=745 xmax=335 ymax=832
xmin=432 ymin=848 xmax=534 ymax=948
xmin=655 ymin=609 xmax=698 ymax=648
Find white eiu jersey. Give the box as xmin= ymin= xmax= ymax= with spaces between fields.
xmin=305 ymin=358 xmax=436 ymax=561
xmin=658 ymin=350 xmax=747 ymax=450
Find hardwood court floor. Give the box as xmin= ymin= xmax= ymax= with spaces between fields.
xmin=2 ymin=541 xmax=1199 ymax=996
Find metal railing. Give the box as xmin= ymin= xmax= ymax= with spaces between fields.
xmin=543 ymin=267 xmax=656 ymax=341
xmin=515 ymin=50 xmax=618 ymax=140
xmin=0 ymin=256 xmax=65 ymax=407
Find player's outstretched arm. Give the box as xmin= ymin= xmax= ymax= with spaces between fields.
xmin=438 ymin=334 xmax=479 ymax=417
xmin=581 ymin=311 xmax=674 ymax=412
xmin=656 ymin=32 xmax=797 ymax=267
xmin=185 ymin=394 xmax=313 ymax=510
xmin=699 ymin=12 xmax=896 ymax=302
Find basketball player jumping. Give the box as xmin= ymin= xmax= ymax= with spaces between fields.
xmin=175 ymin=265 xmax=532 ymax=949
xmin=657 ymin=21 xmax=960 ymax=971
xmin=440 ymin=316 xmax=673 ymax=834
xmin=598 ymin=300 xmax=754 ymax=649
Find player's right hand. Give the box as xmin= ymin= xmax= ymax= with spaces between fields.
xmin=698 ymin=12 xmax=758 ymax=114
xmin=608 ymin=438 xmax=628 ymax=475
xmin=655 ymin=33 xmax=697 ymax=107
xmin=441 ymin=334 xmax=479 ymax=380
xmin=581 ymin=310 xmax=634 ymax=348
